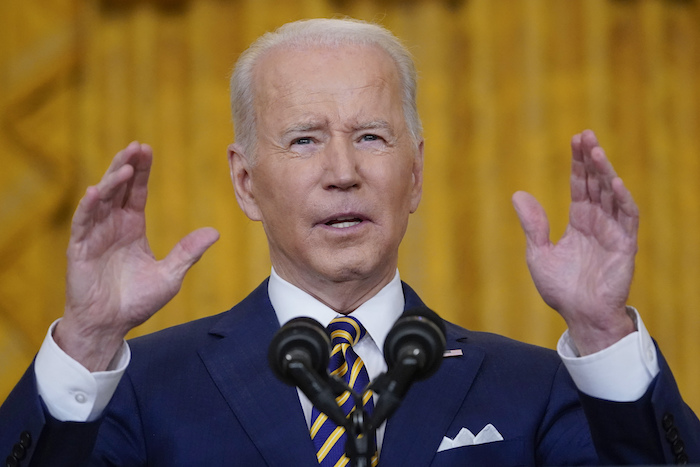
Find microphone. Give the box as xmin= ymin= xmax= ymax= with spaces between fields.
xmin=383 ymin=306 xmax=446 ymax=379
xmin=369 ymin=307 xmax=446 ymax=428
xmin=268 ymin=317 xmax=348 ymax=427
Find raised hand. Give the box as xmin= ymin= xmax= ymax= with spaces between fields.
xmin=512 ymin=130 xmax=638 ymax=355
xmin=54 ymin=142 xmax=219 ymax=371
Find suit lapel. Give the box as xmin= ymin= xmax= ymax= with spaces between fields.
xmin=197 ymin=280 xmax=318 ymax=466
xmin=380 ymin=284 xmax=485 ymax=466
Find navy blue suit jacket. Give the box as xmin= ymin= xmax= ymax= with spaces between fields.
xmin=2 ymin=280 xmax=699 ymax=466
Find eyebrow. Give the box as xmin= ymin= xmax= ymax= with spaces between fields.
xmin=354 ymin=120 xmax=392 ymax=132
xmin=282 ymin=121 xmax=327 ymax=137
xmin=351 ymin=120 xmax=397 ymax=141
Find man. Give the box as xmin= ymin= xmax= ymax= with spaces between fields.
xmin=1 ymin=17 xmax=698 ymax=467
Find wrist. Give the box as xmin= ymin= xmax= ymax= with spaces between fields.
xmin=565 ymin=306 xmax=637 ymax=356
xmin=54 ymin=317 xmax=128 ymax=372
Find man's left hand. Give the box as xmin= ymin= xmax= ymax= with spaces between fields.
xmin=512 ymin=129 xmax=638 ymax=356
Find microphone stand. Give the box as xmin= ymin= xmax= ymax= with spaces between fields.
xmin=326 ymin=375 xmax=376 ymax=467
xmin=318 ymin=350 xmax=428 ymax=466
xmin=366 ymin=351 xmax=421 ymax=431
xmin=322 ymin=359 xmax=420 ymax=467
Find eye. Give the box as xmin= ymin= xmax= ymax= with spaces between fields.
xmin=292 ymin=137 xmax=313 ymax=145
xmin=360 ymin=134 xmax=380 ymax=142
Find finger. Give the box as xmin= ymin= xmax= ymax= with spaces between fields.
xmin=570 ymin=132 xmax=588 ymax=203
xmin=580 ymin=130 xmax=603 ymax=204
xmin=512 ymin=191 xmax=551 ymax=249
xmin=589 ymin=146 xmax=619 ymax=181
xmin=612 ymin=177 xmax=639 ymax=237
xmin=589 ymin=143 xmax=620 ymax=217
xmin=96 ymin=142 xmax=152 ymax=210
xmin=70 ymin=186 xmax=101 ymax=243
xmin=103 ymin=141 xmax=142 ymax=176
xmin=591 ymin=147 xmax=615 ymax=216
xmin=121 ymin=143 xmax=153 ymax=211
xmin=70 ymin=165 xmax=135 ymax=242
xmin=580 ymin=130 xmax=622 ymax=213
xmin=161 ymin=227 xmax=220 ymax=284
xmin=92 ymin=142 xmax=141 ymax=209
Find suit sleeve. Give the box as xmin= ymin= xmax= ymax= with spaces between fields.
xmin=0 ymin=361 xmax=102 ymax=467
xmin=1 ymin=361 xmax=151 ymax=467
xmin=579 ymin=348 xmax=700 ymax=465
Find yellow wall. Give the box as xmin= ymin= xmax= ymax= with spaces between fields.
xmin=1 ymin=0 xmax=699 ymax=416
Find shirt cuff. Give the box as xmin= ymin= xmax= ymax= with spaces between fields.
xmin=557 ymin=307 xmax=659 ymax=402
xmin=34 ymin=319 xmax=130 ymax=422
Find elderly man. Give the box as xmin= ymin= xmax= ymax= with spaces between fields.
xmin=1 ymin=18 xmax=698 ymax=467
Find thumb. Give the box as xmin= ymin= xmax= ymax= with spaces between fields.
xmin=162 ymin=227 xmax=220 ymax=281
xmin=512 ymin=191 xmax=550 ymax=249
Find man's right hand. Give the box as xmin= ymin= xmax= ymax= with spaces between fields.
xmin=54 ymin=142 xmax=219 ymax=372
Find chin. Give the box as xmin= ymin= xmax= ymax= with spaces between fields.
xmin=316 ymin=256 xmax=392 ymax=285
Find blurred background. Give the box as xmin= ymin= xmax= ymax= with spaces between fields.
xmin=1 ymin=0 xmax=699 ymax=415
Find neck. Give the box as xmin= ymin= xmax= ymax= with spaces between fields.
xmin=273 ymin=266 xmax=396 ymax=315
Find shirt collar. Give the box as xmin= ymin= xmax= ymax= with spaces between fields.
xmin=268 ymin=267 xmax=405 ymax=352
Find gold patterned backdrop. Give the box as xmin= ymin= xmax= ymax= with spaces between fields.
xmin=1 ymin=0 xmax=699 ymax=415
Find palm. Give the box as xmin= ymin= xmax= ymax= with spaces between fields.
xmin=530 ymin=193 xmax=636 ymax=317
xmin=67 ymin=205 xmax=174 ymax=332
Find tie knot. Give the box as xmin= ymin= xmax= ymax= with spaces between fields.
xmin=328 ymin=316 xmax=366 ymax=346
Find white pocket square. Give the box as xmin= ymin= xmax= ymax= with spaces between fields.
xmin=437 ymin=424 xmax=504 ymax=452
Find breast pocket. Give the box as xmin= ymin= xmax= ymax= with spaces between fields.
xmin=431 ymin=437 xmax=531 ymax=467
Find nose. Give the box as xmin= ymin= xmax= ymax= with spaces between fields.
xmin=321 ymin=137 xmax=361 ymax=191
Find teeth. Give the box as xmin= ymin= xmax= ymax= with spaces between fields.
xmin=330 ymin=220 xmax=361 ymax=229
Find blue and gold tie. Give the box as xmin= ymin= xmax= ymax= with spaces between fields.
xmin=310 ymin=316 xmax=378 ymax=467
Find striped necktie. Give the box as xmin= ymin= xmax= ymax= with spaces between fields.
xmin=310 ymin=316 xmax=378 ymax=467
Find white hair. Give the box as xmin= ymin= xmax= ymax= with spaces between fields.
xmin=230 ymin=18 xmax=423 ymax=158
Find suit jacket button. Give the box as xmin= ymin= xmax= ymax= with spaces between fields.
xmin=671 ymin=439 xmax=685 ymax=455
xmin=6 ymin=455 xmax=19 ymax=467
xmin=11 ymin=443 xmax=25 ymax=461
xmin=666 ymin=426 xmax=680 ymax=443
xmin=662 ymin=413 xmax=675 ymax=430
xmin=676 ymin=452 xmax=689 ymax=464
xmin=19 ymin=432 xmax=31 ymax=449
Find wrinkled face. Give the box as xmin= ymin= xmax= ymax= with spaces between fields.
xmin=231 ymin=43 xmax=423 ymax=294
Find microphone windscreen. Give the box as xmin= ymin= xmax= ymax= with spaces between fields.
xmin=383 ymin=306 xmax=446 ymax=380
xmin=268 ymin=317 xmax=330 ymax=386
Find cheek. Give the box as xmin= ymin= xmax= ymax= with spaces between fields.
xmin=253 ymin=169 xmax=310 ymax=222
xmin=378 ymin=162 xmax=417 ymax=203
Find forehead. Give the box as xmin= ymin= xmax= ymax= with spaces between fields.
xmin=251 ymin=43 xmax=403 ymax=127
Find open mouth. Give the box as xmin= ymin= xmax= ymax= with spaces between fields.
xmin=325 ymin=216 xmax=363 ymax=229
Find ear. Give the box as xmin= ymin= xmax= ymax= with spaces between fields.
xmin=409 ymin=139 xmax=424 ymax=213
xmin=228 ymin=143 xmax=262 ymax=221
